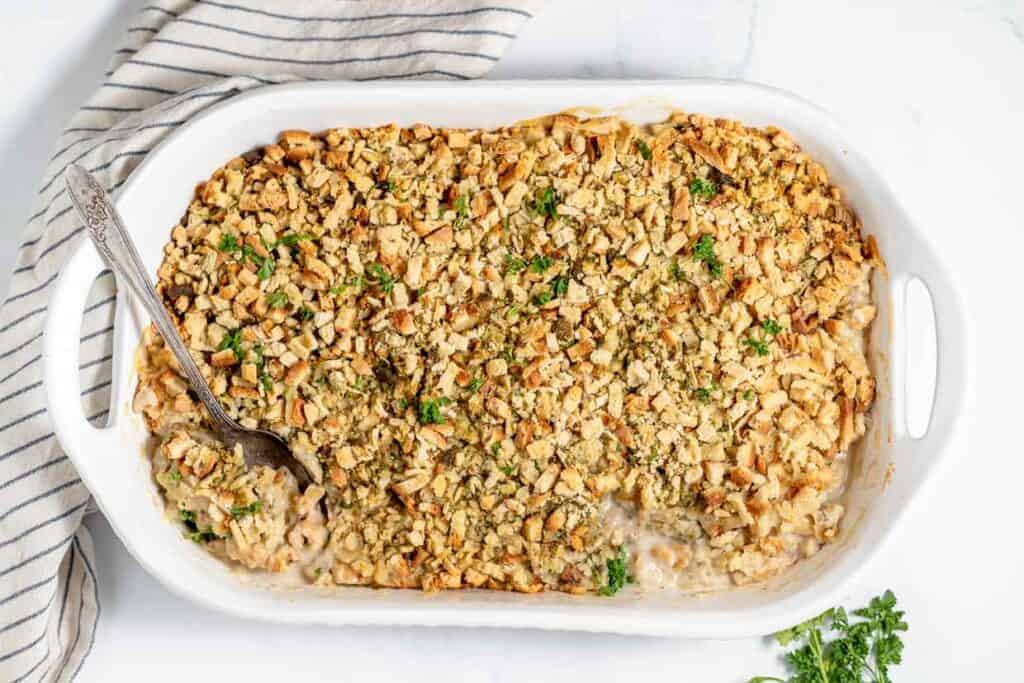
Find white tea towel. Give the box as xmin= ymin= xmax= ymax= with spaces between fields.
xmin=0 ymin=2 xmax=539 ymax=679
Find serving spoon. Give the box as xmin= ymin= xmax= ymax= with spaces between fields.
xmin=64 ymin=163 xmax=315 ymax=490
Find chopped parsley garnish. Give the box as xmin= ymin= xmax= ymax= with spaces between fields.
xmin=504 ymin=254 xmax=527 ymax=275
xmin=762 ymin=318 xmax=782 ymax=336
xmin=636 ymin=139 xmax=653 ymax=161
xmin=694 ymin=386 xmax=714 ymax=403
xmin=297 ymin=306 xmax=314 ymax=322
xmin=743 ymin=389 xmax=754 ymax=401
xmin=261 ymin=374 xmax=273 ymax=394
xmin=189 ymin=529 xmax=219 ymax=544
xmin=670 ymin=259 xmax=685 ymax=282
xmin=529 ymin=187 xmax=559 ymax=219
xmin=744 ymin=336 xmax=770 ymax=356
xmin=417 ymin=397 xmax=451 ymax=425
xmin=266 ymin=291 xmax=288 ymax=308
xmin=217 ymin=233 xmax=240 ymax=253
xmin=241 ymin=245 xmax=275 ymax=280
xmin=534 ymin=276 xmax=569 ymax=307
xmin=367 ymin=263 xmax=395 ymax=293
xmin=377 ymin=179 xmax=395 ymax=193
xmin=276 ymin=233 xmax=311 ymax=248
xmin=179 ymin=509 xmax=195 ymax=526
xmin=748 ymin=590 xmax=907 ymax=683
xmin=217 ymin=328 xmax=243 ymax=361
xmin=167 ymin=470 xmax=181 ymax=483
xmin=454 ymin=194 xmax=469 ymax=227
xmin=689 ymin=177 xmax=717 ymax=200
xmin=599 ymin=545 xmax=633 ymax=596
xmin=692 ymin=234 xmax=723 ymax=278
xmin=230 ymin=501 xmax=263 ymax=519
xmin=499 ymin=463 xmax=516 ymax=477
xmin=529 ymin=255 xmax=553 ymax=274
xmin=468 ymin=376 xmax=484 ymax=394
xmin=490 ymin=442 xmax=501 ymax=457
xmin=502 ymin=347 xmax=517 ymax=365
xmin=179 ymin=509 xmax=219 ymax=543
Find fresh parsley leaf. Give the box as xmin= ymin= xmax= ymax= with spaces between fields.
xmin=749 ymin=591 xmax=907 ymax=683
xmin=743 ymin=389 xmax=754 ymax=401
xmin=499 ymin=463 xmax=516 ymax=477
xmin=636 ymin=139 xmax=653 ymax=161
xmin=230 ymin=501 xmax=263 ymax=519
xmin=598 ymin=545 xmax=632 ymax=596
xmin=256 ymin=256 xmax=275 ymax=280
xmin=551 ymin=276 xmax=569 ymax=298
xmin=276 ymin=233 xmax=311 ymax=248
xmin=505 ymin=254 xmax=527 ymax=275
xmin=368 ymin=263 xmax=394 ymax=293
xmin=529 ymin=255 xmax=553 ymax=274
xmin=529 ymin=187 xmax=559 ymax=219
xmin=418 ymin=397 xmax=450 ymax=425
xmin=266 ymin=291 xmax=288 ymax=308
xmin=167 ymin=470 xmax=181 ymax=483
xmin=762 ymin=318 xmax=782 ymax=336
xmin=468 ymin=376 xmax=484 ymax=394
xmin=689 ymin=177 xmax=717 ymax=200
xmin=502 ymin=347 xmax=517 ymax=365
xmin=490 ymin=442 xmax=501 ymax=457
xmin=217 ymin=233 xmax=240 ymax=253
xmin=454 ymin=194 xmax=469 ymax=227
xmin=261 ymin=373 xmax=273 ymax=394
xmin=297 ymin=306 xmax=314 ymax=322
xmin=533 ymin=290 xmax=553 ymax=306
xmin=217 ymin=328 xmax=243 ymax=361
xmin=692 ymin=234 xmax=723 ymax=278
xmin=670 ymin=259 xmax=685 ymax=282
xmin=189 ymin=529 xmax=219 ymax=544
xmin=694 ymin=386 xmax=714 ymax=403
xmin=179 ymin=509 xmax=196 ymax=528
xmin=744 ymin=336 xmax=770 ymax=357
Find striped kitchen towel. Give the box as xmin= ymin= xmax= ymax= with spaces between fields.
xmin=0 ymin=2 xmax=540 ymax=679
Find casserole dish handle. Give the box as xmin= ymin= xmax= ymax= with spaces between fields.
xmin=43 ymin=242 xmax=122 ymax=482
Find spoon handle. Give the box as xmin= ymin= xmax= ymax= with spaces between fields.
xmin=64 ymin=164 xmax=236 ymax=432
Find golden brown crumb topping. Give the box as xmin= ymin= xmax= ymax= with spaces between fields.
xmin=134 ymin=110 xmax=880 ymax=594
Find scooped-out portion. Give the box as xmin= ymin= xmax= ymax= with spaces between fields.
xmin=133 ymin=109 xmax=881 ymax=595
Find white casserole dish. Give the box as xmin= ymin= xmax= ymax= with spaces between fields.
xmin=42 ymin=80 xmax=966 ymax=637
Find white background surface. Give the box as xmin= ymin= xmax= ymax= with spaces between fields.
xmin=0 ymin=1 xmax=1018 ymax=680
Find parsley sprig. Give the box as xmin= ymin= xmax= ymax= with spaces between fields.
xmin=529 ymin=187 xmax=559 ymax=219
xmin=598 ymin=545 xmax=633 ymax=596
xmin=367 ymin=263 xmax=395 ymax=293
xmin=693 ymin=234 xmax=723 ymax=278
xmin=636 ymin=139 xmax=653 ymax=161
xmin=230 ymin=501 xmax=263 ymax=519
xmin=749 ymin=590 xmax=907 ymax=683
xmin=690 ymin=177 xmax=718 ymax=200
xmin=417 ymin=397 xmax=451 ymax=425
xmin=217 ymin=328 xmax=243 ymax=361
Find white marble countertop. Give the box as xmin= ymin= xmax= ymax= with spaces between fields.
xmin=0 ymin=1 xmax=1020 ymax=680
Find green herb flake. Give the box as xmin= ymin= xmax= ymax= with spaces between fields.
xmin=418 ymin=397 xmax=450 ymax=425
xmin=529 ymin=255 xmax=553 ymax=274
xmin=297 ymin=306 xmax=315 ymax=322
xmin=533 ymin=290 xmax=553 ymax=306
xmin=230 ymin=501 xmax=263 ymax=519
xmin=189 ymin=529 xmax=219 ymax=544
xmin=260 ymin=373 xmax=273 ymax=394
xmin=490 ymin=442 xmax=501 ymax=457
xmin=694 ymin=386 xmax=714 ymax=403
xmin=744 ymin=336 xmax=770 ymax=357
xmin=636 ymin=139 xmax=653 ymax=161
xmin=743 ymin=389 xmax=754 ymax=401
xmin=689 ymin=177 xmax=717 ymax=200
xmin=670 ymin=259 xmax=685 ymax=282
xmin=276 ymin=233 xmax=311 ymax=248
xmin=762 ymin=318 xmax=782 ymax=336
xmin=217 ymin=233 xmax=240 ymax=253
xmin=499 ymin=464 xmax=516 ymax=477
xmin=377 ymin=179 xmax=395 ymax=193
xmin=504 ymin=254 xmax=527 ymax=275
xmin=529 ymin=187 xmax=559 ymax=219
xmin=748 ymin=590 xmax=906 ymax=683
xmin=550 ymin=276 xmax=569 ymax=298
xmin=368 ymin=263 xmax=395 ymax=294
xmin=167 ymin=470 xmax=181 ymax=483
xmin=217 ymin=328 xmax=244 ymax=361
xmin=598 ymin=545 xmax=633 ymax=596
xmin=692 ymin=234 xmax=723 ymax=278
xmin=453 ymin=194 xmax=470 ymax=227
xmin=266 ymin=291 xmax=288 ymax=308
xmin=468 ymin=376 xmax=484 ymax=394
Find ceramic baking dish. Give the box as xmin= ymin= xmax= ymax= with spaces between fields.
xmin=42 ymin=80 xmax=966 ymax=637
